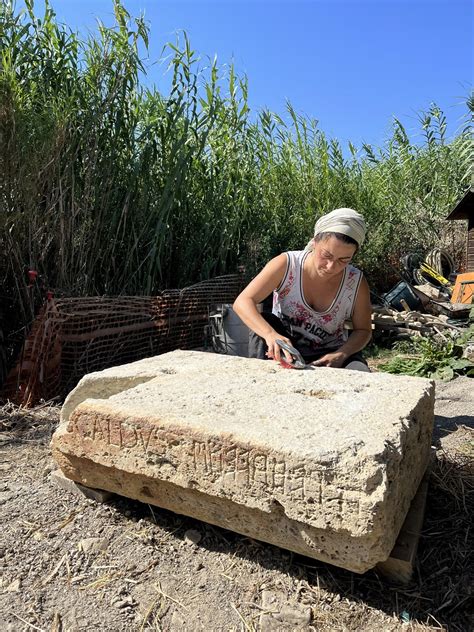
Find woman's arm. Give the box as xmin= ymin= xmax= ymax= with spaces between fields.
xmin=233 ymin=254 xmax=293 ymax=362
xmin=312 ymin=275 xmax=372 ymax=367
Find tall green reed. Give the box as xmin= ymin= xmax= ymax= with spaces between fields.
xmin=0 ymin=0 xmax=471 ymax=328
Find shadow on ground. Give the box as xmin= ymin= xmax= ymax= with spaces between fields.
xmin=108 ymin=444 xmax=473 ymax=632
xmin=433 ymin=413 xmax=474 ymax=443
xmin=1 ymin=403 xmax=472 ymax=631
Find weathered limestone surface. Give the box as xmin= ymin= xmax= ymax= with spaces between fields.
xmin=51 ymin=350 xmax=434 ymax=573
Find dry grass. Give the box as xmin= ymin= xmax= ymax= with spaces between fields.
xmin=0 ymin=401 xmax=472 ymax=630
xmin=301 ymin=439 xmax=473 ymax=631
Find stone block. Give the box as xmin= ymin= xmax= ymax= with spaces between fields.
xmin=51 ymin=350 xmax=434 ymax=573
xmin=50 ymin=468 xmax=114 ymax=503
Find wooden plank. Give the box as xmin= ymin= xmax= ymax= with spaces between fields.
xmin=376 ymin=471 xmax=429 ymax=584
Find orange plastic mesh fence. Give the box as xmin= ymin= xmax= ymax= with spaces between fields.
xmin=2 ymin=274 xmax=243 ymax=407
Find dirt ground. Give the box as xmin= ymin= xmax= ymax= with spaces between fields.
xmin=0 ymin=376 xmax=473 ymax=632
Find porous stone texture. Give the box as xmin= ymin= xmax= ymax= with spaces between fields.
xmin=51 ymin=350 xmax=434 ymax=573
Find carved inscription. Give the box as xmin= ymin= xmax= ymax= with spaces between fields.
xmin=70 ymin=416 xmax=169 ymax=456
xmin=191 ymin=439 xmax=325 ymax=501
xmin=69 ymin=416 xmax=354 ymax=506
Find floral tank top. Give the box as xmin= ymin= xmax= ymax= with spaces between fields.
xmin=272 ymin=250 xmax=363 ymax=356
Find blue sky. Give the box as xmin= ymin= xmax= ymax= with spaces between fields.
xmin=21 ymin=0 xmax=472 ymax=149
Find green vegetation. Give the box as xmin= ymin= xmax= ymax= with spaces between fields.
xmin=376 ymin=308 xmax=474 ymax=380
xmin=378 ymin=338 xmax=474 ymax=380
xmin=1 ymin=0 xmax=472 ymax=329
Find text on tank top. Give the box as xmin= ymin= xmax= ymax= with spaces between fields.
xmin=272 ymin=250 xmax=362 ymax=353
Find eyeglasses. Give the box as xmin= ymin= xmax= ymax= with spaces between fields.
xmin=318 ymin=247 xmax=352 ymax=266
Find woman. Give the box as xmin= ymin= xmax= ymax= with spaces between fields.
xmin=233 ymin=208 xmax=372 ymax=371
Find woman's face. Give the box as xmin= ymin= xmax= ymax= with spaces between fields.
xmin=311 ymin=236 xmax=357 ymax=278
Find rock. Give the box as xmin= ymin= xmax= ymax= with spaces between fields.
xmin=42 ymin=464 xmax=54 ymax=478
xmin=463 ymin=343 xmax=474 ymax=361
xmin=170 ymin=610 xmax=187 ymax=630
xmin=50 ymin=469 xmax=113 ymax=503
xmin=261 ymin=589 xmax=283 ymax=610
xmin=184 ymin=529 xmax=202 ymax=546
xmin=0 ymin=489 xmax=14 ymax=506
xmin=5 ymin=578 xmax=21 ymax=592
xmin=78 ymin=537 xmax=109 ymax=554
xmin=275 ymin=604 xmax=311 ymax=625
xmin=260 ymin=589 xmax=311 ymax=625
xmin=114 ymin=596 xmax=135 ymax=610
xmin=259 ymin=613 xmax=278 ymax=631
xmin=196 ymin=572 xmax=207 ymax=589
xmin=51 ymin=350 xmax=434 ymax=573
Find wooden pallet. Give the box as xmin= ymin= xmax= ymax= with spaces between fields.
xmin=376 ymin=472 xmax=430 ymax=583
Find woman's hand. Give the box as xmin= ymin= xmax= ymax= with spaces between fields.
xmin=311 ymin=351 xmax=348 ymax=368
xmin=264 ymin=333 xmax=294 ymax=363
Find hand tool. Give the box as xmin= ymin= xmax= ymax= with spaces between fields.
xmin=275 ymin=339 xmax=307 ymax=369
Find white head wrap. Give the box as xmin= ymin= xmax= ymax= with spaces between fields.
xmin=306 ymin=208 xmax=366 ymax=250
